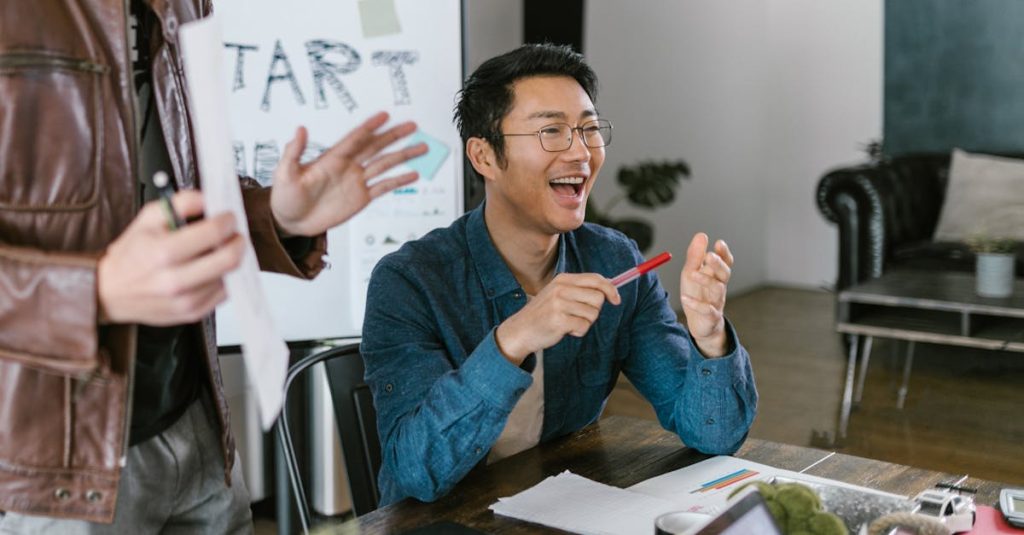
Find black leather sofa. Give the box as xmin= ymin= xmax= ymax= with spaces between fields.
xmin=816 ymin=153 xmax=1024 ymax=292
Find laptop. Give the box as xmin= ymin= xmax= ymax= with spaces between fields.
xmin=694 ymin=490 xmax=783 ymax=535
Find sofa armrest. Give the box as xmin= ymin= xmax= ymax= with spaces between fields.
xmin=816 ymin=155 xmax=951 ymax=290
xmin=816 ymin=165 xmax=887 ymax=291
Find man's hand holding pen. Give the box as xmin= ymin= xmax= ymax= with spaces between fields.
xmin=495 ymin=273 xmax=622 ymax=366
xmin=97 ymin=190 xmax=244 ymax=326
xmin=494 ymin=252 xmax=673 ymax=366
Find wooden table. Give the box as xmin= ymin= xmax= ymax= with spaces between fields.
xmin=835 ymin=270 xmax=1024 ymax=439
xmin=318 ymin=416 xmax=1007 ymax=534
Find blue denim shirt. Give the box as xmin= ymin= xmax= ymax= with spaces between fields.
xmin=362 ymin=205 xmax=758 ymax=506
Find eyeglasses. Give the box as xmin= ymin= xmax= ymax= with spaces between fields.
xmin=501 ymin=119 xmax=613 ymax=152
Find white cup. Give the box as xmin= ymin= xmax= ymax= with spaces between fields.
xmin=654 ymin=511 xmax=712 ymax=535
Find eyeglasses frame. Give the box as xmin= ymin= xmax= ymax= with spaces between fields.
xmin=500 ymin=119 xmax=613 ymax=153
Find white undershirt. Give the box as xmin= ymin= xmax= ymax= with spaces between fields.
xmin=488 ymin=347 xmax=545 ymax=464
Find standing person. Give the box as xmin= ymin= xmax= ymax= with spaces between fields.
xmin=0 ymin=1 xmax=426 ymax=532
xmin=361 ymin=43 xmax=758 ymax=506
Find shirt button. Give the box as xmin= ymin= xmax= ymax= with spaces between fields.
xmin=701 ymin=368 xmax=712 ymax=377
xmin=706 ymin=418 xmax=716 ymax=425
xmin=384 ymin=383 xmax=394 ymax=393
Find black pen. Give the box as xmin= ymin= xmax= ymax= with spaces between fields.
xmin=153 ymin=171 xmax=185 ymax=230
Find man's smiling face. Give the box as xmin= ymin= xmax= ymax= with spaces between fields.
xmin=485 ymin=75 xmax=605 ymax=236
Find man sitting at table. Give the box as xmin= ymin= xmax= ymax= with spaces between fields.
xmin=361 ymin=43 xmax=758 ymax=505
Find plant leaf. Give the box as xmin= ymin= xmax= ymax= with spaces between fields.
xmin=617 ymin=160 xmax=690 ymax=208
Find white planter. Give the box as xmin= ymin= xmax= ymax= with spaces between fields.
xmin=975 ymin=253 xmax=1016 ymax=298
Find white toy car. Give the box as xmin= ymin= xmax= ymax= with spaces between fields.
xmin=913 ymin=488 xmax=976 ymax=533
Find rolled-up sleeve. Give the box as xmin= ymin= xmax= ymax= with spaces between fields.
xmin=620 ymin=268 xmax=757 ymax=455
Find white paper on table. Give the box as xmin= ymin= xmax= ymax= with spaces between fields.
xmin=178 ymin=14 xmax=289 ymax=430
xmin=628 ymin=456 xmax=907 ymax=516
xmin=489 ymin=471 xmax=680 ymax=535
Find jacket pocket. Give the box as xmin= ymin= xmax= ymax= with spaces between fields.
xmin=0 ymin=51 xmax=108 ymax=211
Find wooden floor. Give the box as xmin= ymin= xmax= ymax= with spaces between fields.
xmin=603 ymin=286 xmax=1024 ymax=486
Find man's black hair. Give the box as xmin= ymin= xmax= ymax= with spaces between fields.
xmin=454 ymin=43 xmax=598 ymax=170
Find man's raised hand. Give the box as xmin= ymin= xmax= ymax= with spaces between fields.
xmin=679 ymin=232 xmax=734 ymax=357
xmin=270 ymin=111 xmax=428 ymax=237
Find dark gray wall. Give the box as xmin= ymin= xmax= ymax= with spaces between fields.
xmin=885 ymin=0 xmax=1024 ymax=155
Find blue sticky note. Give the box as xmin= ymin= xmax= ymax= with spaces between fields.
xmin=404 ymin=130 xmax=450 ymax=181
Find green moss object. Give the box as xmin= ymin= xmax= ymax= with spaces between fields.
xmin=729 ymin=481 xmax=846 ymax=535
xmin=966 ymin=234 xmax=1017 ymax=254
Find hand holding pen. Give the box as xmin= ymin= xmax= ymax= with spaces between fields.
xmin=493 ymin=252 xmax=672 ymax=366
xmin=96 ymin=176 xmax=245 ymax=326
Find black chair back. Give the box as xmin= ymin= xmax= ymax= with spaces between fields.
xmin=322 ymin=345 xmax=382 ymax=515
xmin=276 ymin=343 xmax=381 ymax=535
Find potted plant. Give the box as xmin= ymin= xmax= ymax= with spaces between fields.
xmin=585 ymin=160 xmax=690 ymax=253
xmin=967 ymin=234 xmax=1018 ymax=298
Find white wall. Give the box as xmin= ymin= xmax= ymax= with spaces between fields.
xmin=586 ymin=1 xmax=770 ymax=298
xmin=761 ymin=1 xmax=883 ymax=289
xmin=464 ymin=0 xmax=524 ymax=73
xmin=585 ymin=1 xmax=882 ymax=302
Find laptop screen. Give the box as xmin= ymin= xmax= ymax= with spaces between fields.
xmin=695 ymin=490 xmax=783 ymax=535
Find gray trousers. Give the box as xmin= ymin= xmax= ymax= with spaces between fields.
xmin=0 ymin=392 xmax=253 ymax=534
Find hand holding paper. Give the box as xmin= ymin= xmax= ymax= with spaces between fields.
xmin=179 ymin=15 xmax=289 ymax=430
xmin=97 ymin=191 xmax=244 ymax=326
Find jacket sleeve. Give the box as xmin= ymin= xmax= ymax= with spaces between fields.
xmin=239 ymin=179 xmax=327 ymax=279
xmin=360 ymin=261 xmax=532 ymax=505
xmin=0 ymin=243 xmax=103 ymax=375
xmin=621 ymin=266 xmax=758 ymax=455
xmin=0 ymin=181 xmax=322 ymax=376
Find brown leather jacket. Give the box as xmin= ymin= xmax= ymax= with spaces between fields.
xmin=0 ymin=0 xmax=325 ymax=523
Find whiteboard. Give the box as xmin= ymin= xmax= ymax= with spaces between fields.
xmin=213 ymin=0 xmax=464 ymax=345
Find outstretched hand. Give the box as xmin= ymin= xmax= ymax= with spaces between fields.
xmin=679 ymin=232 xmax=734 ymax=357
xmin=270 ymin=111 xmax=428 ymax=237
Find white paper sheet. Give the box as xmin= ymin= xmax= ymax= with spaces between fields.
xmin=489 ymin=458 xmax=911 ymax=534
xmin=178 ymin=15 xmax=289 ymax=430
xmin=628 ymin=456 xmax=907 ymax=516
xmin=489 ymin=471 xmax=680 ymax=535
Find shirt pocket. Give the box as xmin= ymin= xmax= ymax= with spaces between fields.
xmin=0 ymin=50 xmax=108 ymax=211
xmin=574 ymin=333 xmax=620 ymax=389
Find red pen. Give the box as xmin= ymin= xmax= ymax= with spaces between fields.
xmin=610 ymin=251 xmax=672 ymax=288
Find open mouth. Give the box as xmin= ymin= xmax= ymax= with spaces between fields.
xmin=549 ymin=175 xmax=587 ymax=198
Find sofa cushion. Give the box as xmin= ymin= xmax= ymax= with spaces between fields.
xmin=932 ymin=149 xmax=1024 ymax=242
xmin=891 ymin=240 xmax=1024 ymax=273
